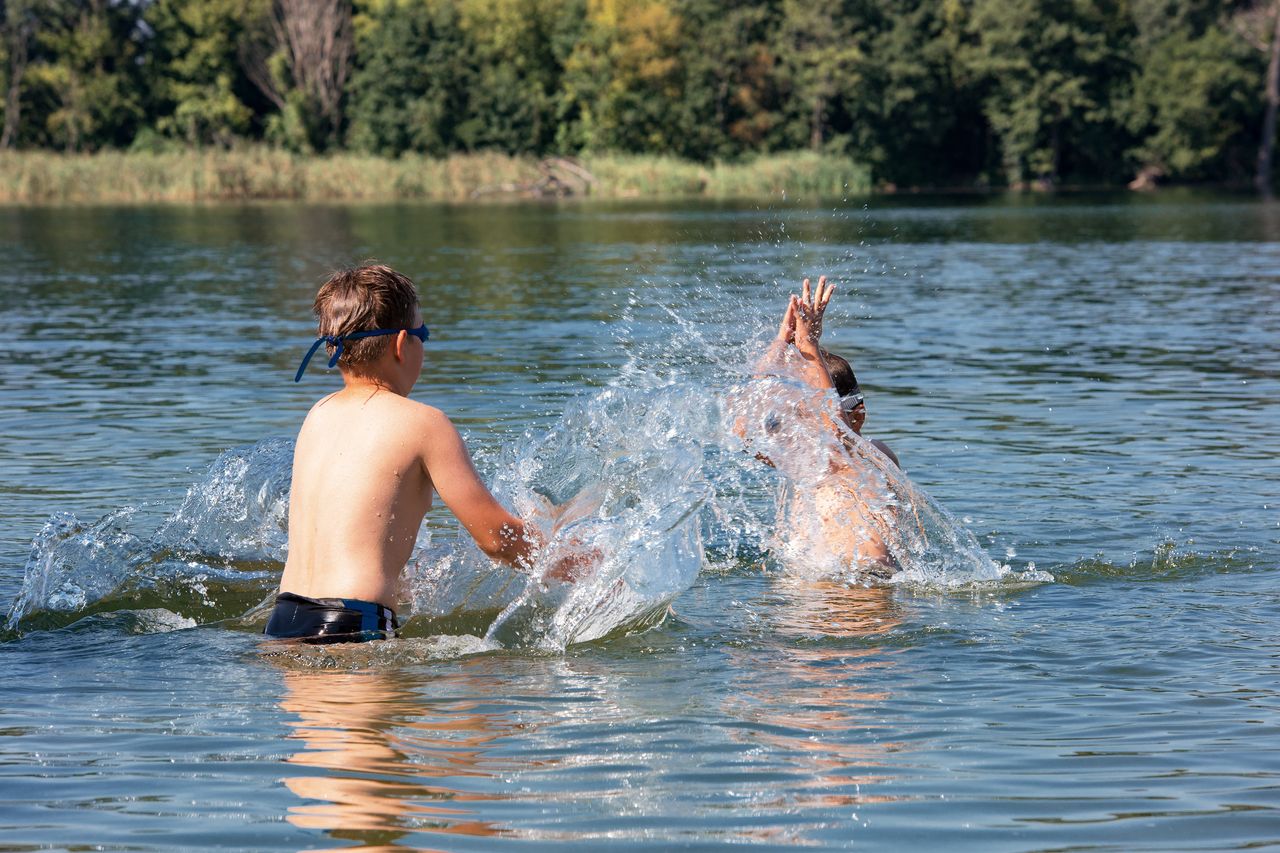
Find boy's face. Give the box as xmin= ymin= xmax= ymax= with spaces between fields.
xmin=406 ymin=309 xmax=425 ymax=376
xmin=840 ymin=392 xmax=866 ymax=435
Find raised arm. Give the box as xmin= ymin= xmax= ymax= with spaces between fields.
xmin=754 ymin=295 xmax=799 ymax=377
xmin=739 ymin=277 xmax=839 ymax=462
xmin=795 ymin=279 xmax=902 ymax=469
xmin=789 ymin=276 xmax=837 ymax=390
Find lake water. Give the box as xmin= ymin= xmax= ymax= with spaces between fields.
xmin=2 ymin=196 xmax=1278 ymax=851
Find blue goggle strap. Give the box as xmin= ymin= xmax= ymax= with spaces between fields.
xmin=294 ymin=327 xmax=425 ymax=383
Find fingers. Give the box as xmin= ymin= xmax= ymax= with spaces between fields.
xmin=817 ymin=275 xmax=835 ymax=310
xmin=798 ymin=276 xmax=835 ymax=310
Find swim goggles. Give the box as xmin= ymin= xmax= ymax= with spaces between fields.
xmin=294 ymin=323 xmax=429 ymax=382
xmin=839 ymin=391 xmax=865 ymax=412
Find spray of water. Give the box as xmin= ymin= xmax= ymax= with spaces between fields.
xmin=5 ymin=285 xmax=1050 ymax=644
xmin=406 ymin=381 xmax=714 ymax=649
xmin=4 ymin=439 xmax=291 ymax=635
xmin=726 ymin=372 xmax=1043 ymax=586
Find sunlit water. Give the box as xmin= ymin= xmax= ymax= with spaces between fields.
xmin=2 ymin=196 xmax=1278 ymax=850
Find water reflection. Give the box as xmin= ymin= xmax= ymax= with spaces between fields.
xmin=724 ymin=580 xmax=908 ymax=816
xmin=277 ymin=665 xmax=519 ymax=851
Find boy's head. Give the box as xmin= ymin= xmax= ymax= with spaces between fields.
xmin=314 ymin=264 xmax=419 ymax=371
xmin=820 ymin=349 xmax=859 ymax=398
xmin=821 ymin=349 xmax=866 ymax=433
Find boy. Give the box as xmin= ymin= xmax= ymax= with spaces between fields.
xmin=266 ymin=264 xmax=545 ymax=643
xmin=753 ymin=277 xmax=900 ymax=576
xmin=819 ymin=349 xmax=899 ymax=468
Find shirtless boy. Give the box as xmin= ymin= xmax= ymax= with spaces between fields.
xmin=755 ymin=277 xmax=900 ymax=576
xmin=266 ymin=264 xmax=543 ymax=643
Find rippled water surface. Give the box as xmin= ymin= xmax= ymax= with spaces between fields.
xmin=2 ymin=195 xmax=1278 ymax=851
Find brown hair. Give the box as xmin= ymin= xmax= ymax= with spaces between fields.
xmin=313 ymin=263 xmax=419 ymax=370
xmin=820 ymin=349 xmax=860 ymax=398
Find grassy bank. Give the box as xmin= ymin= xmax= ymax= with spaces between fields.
xmin=0 ymin=149 xmax=871 ymax=204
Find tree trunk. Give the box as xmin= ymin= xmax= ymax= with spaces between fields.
xmin=1 ymin=41 xmax=25 ymax=149
xmin=1256 ymin=1 xmax=1280 ymax=199
xmin=1049 ymin=122 xmax=1061 ymax=186
xmin=810 ymin=95 xmax=822 ymax=150
xmin=1 ymin=17 xmax=31 ymax=149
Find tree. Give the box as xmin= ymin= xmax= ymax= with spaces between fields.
xmin=957 ymin=0 xmax=1132 ymax=187
xmin=773 ymin=0 xmax=864 ymax=152
xmin=23 ymin=0 xmax=145 ymax=151
xmin=1232 ymin=0 xmax=1280 ymax=196
xmin=559 ymin=0 xmax=685 ymax=153
xmin=673 ymin=0 xmax=782 ymax=159
xmin=346 ymin=0 xmax=474 ymax=156
xmin=453 ymin=0 xmax=572 ymax=153
xmin=0 ymin=0 xmax=40 ymax=148
xmin=244 ymin=0 xmax=353 ymax=150
xmin=1260 ymin=3 xmax=1280 ymax=196
xmin=143 ymin=0 xmax=258 ymax=146
xmin=850 ymin=0 xmax=986 ymax=187
xmin=1123 ymin=23 xmax=1259 ymax=185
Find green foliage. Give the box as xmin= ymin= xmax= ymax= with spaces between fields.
xmin=559 ymin=0 xmax=687 ymax=153
xmin=143 ymin=0 xmax=258 ymax=145
xmin=347 ymin=0 xmax=466 ymax=156
xmin=956 ymin=0 xmax=1133 ymax=185
xmin=852 ymin=0 xmax=986 ymax=187
xmin=0 ymin=0 xmax=1270 ymax=191
xmin=23 ymin=0 xmax=146 ymax=151
xmin=666 ymin=0 xmax=780 ymax=160
xmin=1124 ymin=21 xmax=1262 ymax=181
xmin=772 ymin=0 xmax=865 ymax=152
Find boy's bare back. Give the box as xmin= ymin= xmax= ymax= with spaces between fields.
xmin=266 ymin=264 xmax=537 ymax=642
xmin=282 ymin=389 xmax=440 ymax=606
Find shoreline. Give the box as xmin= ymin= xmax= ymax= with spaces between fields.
xmin=0 ymin=148 xmax=1255 ymax=206
xmin=0 ymin=149 xmax=872 ymax=205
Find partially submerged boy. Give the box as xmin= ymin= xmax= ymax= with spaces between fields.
xmin=751 ymin=277 xmax=900 ymax=577
xmin=266 ymin=264 xmax=546 ymax=644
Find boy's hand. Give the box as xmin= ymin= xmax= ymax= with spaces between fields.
xmin=775 ymin=296 xmax=797 ymax=344
xmin=542 ymin=539 xmax=603 ymax=583
xmin=793 ymin=275 xmax=834 ymax=355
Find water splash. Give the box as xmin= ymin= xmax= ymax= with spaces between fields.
xmin=728 ymin=371 xmax=1052 ymax=587
xmin=4 ymin=441 xmax=290 ymax=636
xmin=406 ymin=382 xmax=713 ymax=650
xmin=155 ymin=437 xmax=293 ymax=561
xmin=6 ymin=299 xmax=1050 ymax=645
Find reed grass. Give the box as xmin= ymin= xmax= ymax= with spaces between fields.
xmin=587 ymin=151 xmax=871 ymax=199
xmin=0 ymin=148 xmax=871 ymax=204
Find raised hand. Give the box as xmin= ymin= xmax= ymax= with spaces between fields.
xmin=791 ymin=275 xmax=835 ymax=353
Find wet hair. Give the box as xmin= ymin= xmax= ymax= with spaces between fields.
xmin=820 ymin=349 xmax=860 ymax=398
xmin=313 ymin=263 xmax=419 ymax=370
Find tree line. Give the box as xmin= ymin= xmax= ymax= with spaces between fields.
xmin=2 ymin=0 xmax=1278 ymax=193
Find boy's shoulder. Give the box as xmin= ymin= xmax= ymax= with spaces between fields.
xmin=870 ymin=438 xmax=899 ymax=468
xmin=373 ymin=394 xmax=455 ymax=434
xmin=305 ymin=390 xmax=453 ymax=430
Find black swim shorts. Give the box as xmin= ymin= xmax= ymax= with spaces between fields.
xmin=264 ymin=591 xmax=399 ymax=644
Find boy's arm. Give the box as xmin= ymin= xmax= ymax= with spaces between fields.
xmin=737 ymin=296 xmax=797 ymax=466
xmin=417 ymin=408 xmax=537 ymax=567
xmin=753 ymin=297 xmax=798 ymax=378
xmin=790 ymin=276 xmax=837 ymax=392
xmin=739 ymin=278 xmax=836 ymax=462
